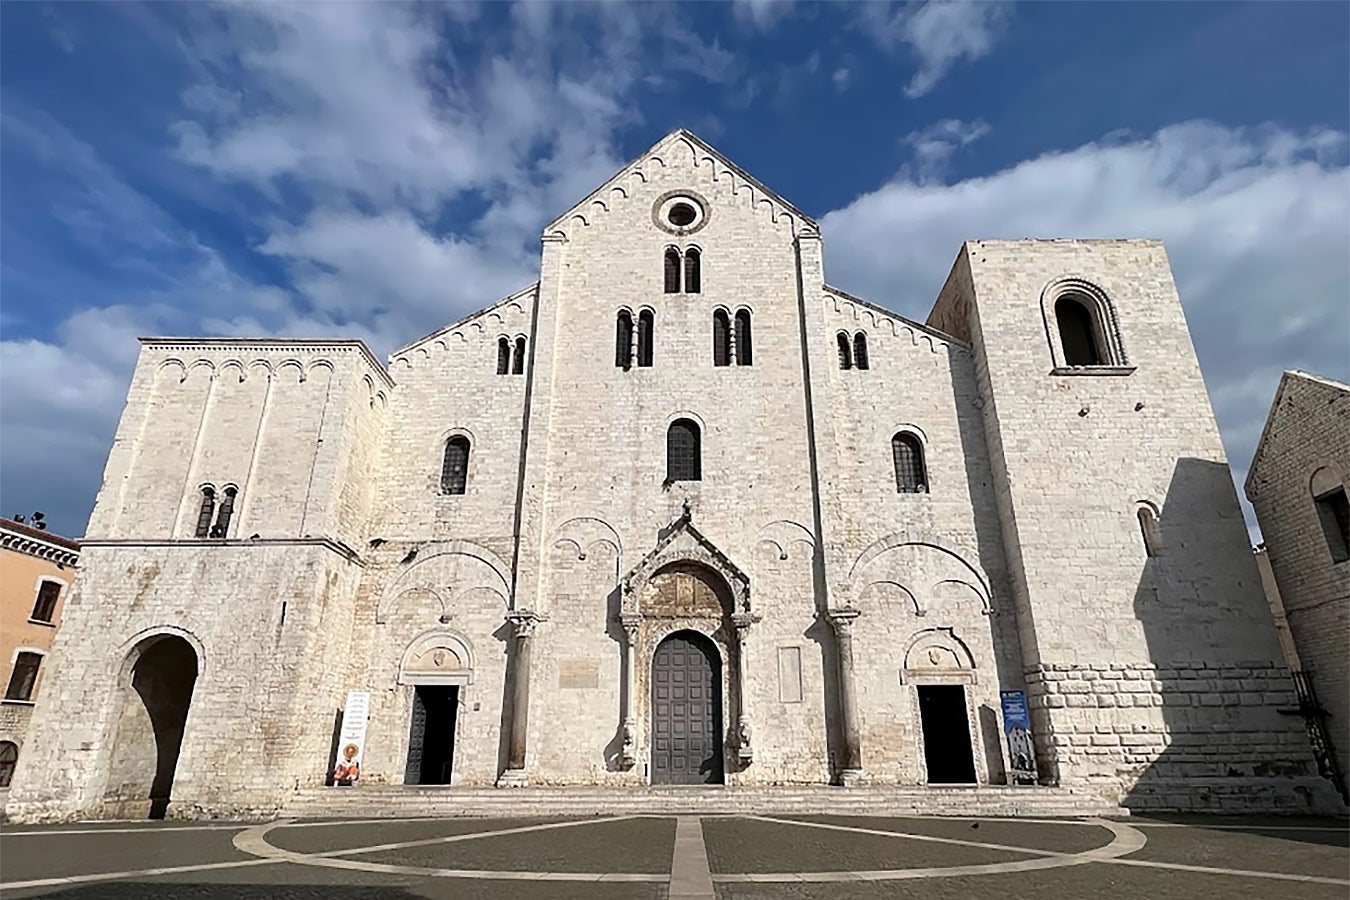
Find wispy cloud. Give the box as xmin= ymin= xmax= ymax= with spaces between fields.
xmin=860 ymin=1 xmax=1014 ymax=97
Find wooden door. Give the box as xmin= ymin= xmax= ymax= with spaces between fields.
xmin=651 ymin=632 xmax=723 ymax=785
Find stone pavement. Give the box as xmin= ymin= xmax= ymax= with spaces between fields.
xmin=0 ymin=813 xmax=1346 ymax=899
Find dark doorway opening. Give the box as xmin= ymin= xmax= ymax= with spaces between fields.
xmin=404 ymin=686 xmax=458 ymax=785
xmin=651 ymin=630 xmax=724 ymax=785
xmin=918 ymin=684 xmax=977 ymax=784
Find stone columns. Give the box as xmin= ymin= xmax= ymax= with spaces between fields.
xmin=619 ymin=613 xmax=640 ymax=767
xmin=731 ymin=612 xmax=759 ymax=764
xmin=827 ymin=606 xmax=863 ymax=785
xmin=499 ymin=609 xmax=541 ymax=786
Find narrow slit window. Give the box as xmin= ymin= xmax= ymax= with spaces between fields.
xmin=638 ymin=310 xmax=654 ymax=368
xmin=1315 ymin=487 xmax=1350 ymax=563
xmin=667 ymin=419 xmax=701 ymax=482
xmin=664 ymin=248 xmax=681 ymax=294
xmin=195 ymin=486 xmax=216 ymax=538
xmin=1137 ymin=506 xmax=1163 ymax=558
xmin=1056 ymin=296 xmax=1103 ymax=366
xmin=734 ymin=309 xmax=752 ymax=366
xmin=5 ymin=652 xmax=41 ymax=702
xmin=684 ymin=248 xmax=701 ymax=294
xmin=713 ymin=310 xmax=731 ymax=367
xmin=31 ymin=582 xmax=60 ymax=623
xmin=853 ymin=333 xmax=869 ymax=370
xmin=512 ymin=337 xmax=526 ymax=375
xmin=212 ymin=486 xmax=237 ymax=538
xmin=496 ymin=337 xmax=510 ymax=375
xmin=837 ymin=332 xmax=853 ymax=370
xmin=892 ymin=433 xmax=928 ymax=493
xmin=441 ymin=436 xmax=470 ymax=495
xmin=616 ymin=311 xmax=634 ymax=370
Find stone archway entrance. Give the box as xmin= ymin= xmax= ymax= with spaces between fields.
xmin=651 ymin=630 xmax=723 ymax=785
xmin=105 ymin=634 xmax=199 ymax=819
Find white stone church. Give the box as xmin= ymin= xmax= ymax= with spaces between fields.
xmin=7 ymin=130 xmax=1338 ymax=821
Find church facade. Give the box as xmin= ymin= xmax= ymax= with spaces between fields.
xmin=7 ymin=130 xmax=1337 ymax=821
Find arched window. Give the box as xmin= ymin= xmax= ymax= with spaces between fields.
xmin=194 ymin=486 xmax=216 ymax=539
xmin=496 ymin=337 xmax=510 ymax=375
xmin=684 ymin=247 xmax=701 ymax=294
xmin=734 ymin=309 xmax=752 ymax=366
xmin=891 ymin=433 xmax=928 ymax=493
xmin=512 ymin=337 xmax=526 ymax=375
xmin=616 ymin=310 xmax=633 ymax=370
xmin=211 ymin=486 xmax=237 ymax=539
xmin=667 ymin=419 xmax=701 ymax=482
xmin=0 ymin=741 xmax=16 ymax=788
xmin=638 ymin=310 xmax=654 ymax=368
xmin=836 ymin=332 xmax=853 ymax=370
xmin=853 ymin=333 xmax=869 ymax=370
xmin=664 ymin=248 xmax=681 ymax=294
xmin=441 ymin=436 xmax=470 ymax=495
xmin=1055 ymin=296 xmax=1103 ymax=366
xmin=1137 ymin=505 xmax=1163 ymax=558
xmin=713 ymin=310 xmax=731 ymax=367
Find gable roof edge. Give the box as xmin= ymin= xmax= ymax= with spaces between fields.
xmin=823 ymin=284 xmax=969 ymax=350
xmin=390 ymin=282 xmax=539 ymax=359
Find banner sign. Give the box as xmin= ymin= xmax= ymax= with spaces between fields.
xmin=333 ymin=690 xmax=370 ymax=786
xmin=1000 ymin=690 xmax=1038 ymax=786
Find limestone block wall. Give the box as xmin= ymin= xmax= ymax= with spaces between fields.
xmin=5 ymin=543 xmax=363 ymax=822
xmin=933 ymin=239 xmax=1330 ymax=809
xmin=1246 ymin=372 xmax=1350 ymax=784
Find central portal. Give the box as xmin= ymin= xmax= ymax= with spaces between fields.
xmin=404 ymin=685 xmax=458 ymax=785
xmin=651 ymin=631 xmax=724 ymax=785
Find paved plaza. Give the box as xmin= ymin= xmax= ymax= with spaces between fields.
xmin=1 ymin=812 xmax=1346 ymax=899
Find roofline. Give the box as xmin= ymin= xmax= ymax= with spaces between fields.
xmin=822 ymin=284 xmax=969 ymax=349
xmin=389 ymin=282 xmax=540 ymax=358
xmin=1 ymin=516 xmax=81 ymax=552
xmin=1243 ymin=369 xmax=1350 ymax=495
xmin=138 ymin=337 xmax=393 ymax=387
xmin=543 ymin=128 xmax=818 ymax=236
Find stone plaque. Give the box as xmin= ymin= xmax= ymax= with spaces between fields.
xmin=778 ymin=646 xmax=803 ymax=703
xmin=559 ymin=659 xmax=601 ymax=690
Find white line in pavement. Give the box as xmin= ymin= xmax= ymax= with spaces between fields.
xmin=668 ymin=817 xmax=715 ymax=899
xmin=0 ymin=858 xmax=281 ymax=891
xmin=1101 ymin=857 xmax=1349 ymax=885
xmin=2 ymin=824 xmax=252 ymax=836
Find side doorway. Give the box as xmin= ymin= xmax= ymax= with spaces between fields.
xmin=917 ymin=684 xmax=977 ymax=784
xmin=404 ymin=686 xmax=458 ymax=785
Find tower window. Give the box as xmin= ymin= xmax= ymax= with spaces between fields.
xmin=1315 ymin=486 xmax=1350 ymax=563
xmin=853 ymin=333 xmax=869 ymax=370
xmin=713 ymin=310 xmax=731 ymax=367
xmin=664 ymin=248 xmax=681 ymax=294
xmin=496 ymin=337 xmax=510 ymax=375
xmin=638 ymin=310 xmax=654 ymax=368
xmin=667 ymin=419 xmax=702 ymax=482
xmin=195 ymin=486 xmax=216 ymax=538
xmin=441 ymin=436 xmax=470 ymax=495
xmin=734 ymin=309 xmax=752 ymax=366
xmin=5 ymin=652 xmax=42 ymax=702
xmin=1055 ymin=296 xmax=1104 ymax=366
xmin=892 ymin=432 xmax=928 ymax=493
xmin=211 ymin=486 xmax=237 ymax=538
xmin=616 ymin=311 xmax=633 ymax=370
xmin=512 ymin=337 xmax=526 ymax=375
xmin=684 ymin=248 xmax=701 ymax=294
xmin=837 ymin=332 xmax=853 ymax=370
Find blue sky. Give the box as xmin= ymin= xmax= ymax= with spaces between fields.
xmin=2 ymin=1 xmax=1347 ymax=538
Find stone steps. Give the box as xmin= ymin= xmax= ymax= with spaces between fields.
xmin=282 ymin=784 xmax=1123 ymax=820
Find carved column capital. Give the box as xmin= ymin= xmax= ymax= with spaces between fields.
xmin=826 ymin=606 xmax=860 ymax=638
xmin=730 ymin=611 xmax=761 ymax=634
xmin=506 ymin=609 xmax=543 ymax=640
xmin=619 ymin=613 xmax=641 ymax=645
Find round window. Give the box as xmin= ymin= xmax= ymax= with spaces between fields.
xmin=667 ymin=202 xmax=697 ymax=227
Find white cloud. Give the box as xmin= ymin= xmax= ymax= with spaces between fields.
xmin=860 ymin=1 xmax=1013 ymax=97
xmin=904 ymin=118 xmax=991 ymax=180
xmin=821 ymin=121 xmax=1350 ymax=537
xmin=732 ymin=0 xmax=795 ymax=30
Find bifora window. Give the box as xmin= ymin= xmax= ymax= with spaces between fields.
xmin=892 ymin=432 xmax=928 ymax=493
xmin=31 ymin=581 xmax=61 ymax=623
xmin=441 ymin=436 xmax=470 ymax=495
xmin=667 ymin=419 xmax=702 ymax=482
xmin=638 ymin=310 xmax=654 ymax=368
xmin=5 ymin=652 xmax=42 ymax=702
xmin=734 ymin=309 xmax=752 ymax=366
xmin=211 ymin=486 xmax=237 ymax=538
xmin=853 ymin=333 xmax=869 ymax=370
xmin=194 ymin=486 xmax=216 ymax=538
xmin=837 ymin=332 xmax=853 ymax=369
xmin=713 ymin=310 xmax=731 ymax=367
xmin=616 ymin=310 xmax=634 ymax=369
xmin=496 ymin=337 xmax=510 ymax=375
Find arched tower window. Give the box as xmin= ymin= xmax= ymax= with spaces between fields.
xmin=512 ymin=337 xmax=526 ymax=375
xmin=713 ymin=310 xmax=731 ymax=367
xmin=638 ymin=310 xmax=654 ymax=368
xmin=684 ymin=248 xmax=701 ymax=294
xmin=667 ymin=419 xmax=701 ymax=482
xmin=1137 ymin=505 xmax=1163 ymax=558
xmin=616 ymin=310 xmax=633 ymax=370
xmin=194 ymin=486 xmax=216 ymax=539
xmin=1055 ymin=295 xmax=1103 ymax=366
xmin=441 ymin=436 xmax=470 ymax=495
xmin=496 ymin=337 xmax=510 ymax=375
xmin=211 ymin=486 xmax=237 ymax=538
xmin=734 ymin=309 xmax=752 ymax=366
xmin=664 ymin=248 xmax=681 ymax=294
xmin=853 ymin=333 xmax=869 ymax=370
xmin=892 ymin=432 xmax=928 ymax=493
xmin=836 ymin=332 xmax=853 ymax=370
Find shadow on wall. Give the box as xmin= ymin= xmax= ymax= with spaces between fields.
xmin=1121 ymin=457 xmax=1336 ymax=813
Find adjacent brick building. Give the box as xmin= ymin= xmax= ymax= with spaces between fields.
xmin=1246 ymin=371 xmax=1350 ymax=794
xmin=6 ymin=130 xmax=1336 ymax=822
xmin=0 ymin=516 xmax=80 ymax=801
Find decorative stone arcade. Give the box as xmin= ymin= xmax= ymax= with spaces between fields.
xmin=616 ymin=511 xmax=760 ymax=780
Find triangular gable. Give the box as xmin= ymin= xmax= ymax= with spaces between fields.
xmin=1245 ymin=370 xmax=1350 ymax=497
xmin=619 ymin=505 xmax=752 ymax=615
xmin=823 ymin=284 xmax=970 ymax=352
xmin=390 ymin=282 xmax=538 ymax=359
xmin=543 ymin=128 xmax=818 ymax=238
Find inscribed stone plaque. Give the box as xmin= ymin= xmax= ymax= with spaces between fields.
xmin=559 ymin=659 xmax=601 ymax=690
xmin=778 ymin=646 xmax=803 ymax=703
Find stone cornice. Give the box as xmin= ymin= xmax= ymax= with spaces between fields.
xmin=139 ymin=337 xmax=393 ymax=388
xmin=0 ymin=524 xmax=80 ymax=567
xmin=78 ymin=536 xmax=365 ymax=566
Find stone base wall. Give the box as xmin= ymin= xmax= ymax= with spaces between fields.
xmin=1029 ymin=661 xmax=1344 ymax=812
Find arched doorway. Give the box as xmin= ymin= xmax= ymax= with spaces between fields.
xmin=105 ymin=634 xmax=199 ymax=819
xmin=651 ymin=630 xmax=723 ymax=785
